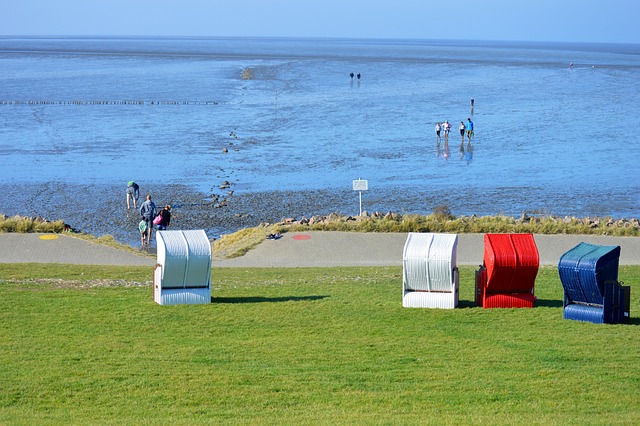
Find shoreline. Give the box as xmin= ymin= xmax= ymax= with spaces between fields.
xmin=2 ymin=182 xmax=638 ymax=249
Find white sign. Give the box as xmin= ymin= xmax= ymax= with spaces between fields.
xmin=352 ymin=179 xmax=368 ymax=191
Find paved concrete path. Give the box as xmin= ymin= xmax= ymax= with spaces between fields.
xmin=0 ymin=233 xmax=155 ymax=266
xmin=213 ymin=232 xmax=640 ymax=268
xmin=1 ymin=232 xmax=639 ymax=267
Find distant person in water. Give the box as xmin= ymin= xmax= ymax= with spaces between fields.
xmin=435 ymin=122 xmax=441 ymax=144
xmin=471 ymin=98 xmax=474 ymax=108
xmin=459 ymin=121 xmax=466 ymax=144
xmin=126 ymin=181 xmax=139 ymax=210
xmin=466 ymin=118 xmax=474 ymax=143
xmin=443 ymin=120 xmax=451 ymax=143
xmin=350 ymin=72 xmax=354 ymax=79
xmin=357 ymin=73 xmax=361 ymax=80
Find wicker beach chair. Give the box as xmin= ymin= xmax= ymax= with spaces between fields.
xmin=154 ymin=229 xmax=212 ymax=305
xmin=402 ymin=232 xmax=459 ymax=309
xmin=558 ymin=242 xmax=630 ymax=324
xmin=475 ymin=233 xmax=539 ymax=308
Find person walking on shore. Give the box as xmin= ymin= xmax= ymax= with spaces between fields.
xmin=138 ymin=219 xmax=148 ymax=248
xmin=154 ymin=205 xmax=172 ymax=231
xmin=466 ymin=118 xmax=474 ymax=143
xmin=126 ymin=181 xmax=139 ymax=210
xmin=139 ymin=195 xmax=156 ymax=246
xmin=435 ymin=122 xmax=441 ymax=145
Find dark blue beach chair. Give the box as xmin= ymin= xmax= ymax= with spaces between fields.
xmin=558 ymin=243 xmax=630 ymax=324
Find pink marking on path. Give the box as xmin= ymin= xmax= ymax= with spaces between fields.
xmin=292 ymin=234 xmax=312 ymax=241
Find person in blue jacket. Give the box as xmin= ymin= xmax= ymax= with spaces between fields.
xmin=466 ymin=118 xmax=474 ymax=143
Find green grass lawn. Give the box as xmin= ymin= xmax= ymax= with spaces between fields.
xmin=1 ymin=265 xmax=638 ymax=425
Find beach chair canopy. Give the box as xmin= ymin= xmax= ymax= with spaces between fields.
xmin=402 ymin=232 xmax=459 ymax=309
xmin=157 ymin=229 xmax=211 ymax=289
xmin=558 ymin=242 xmax=630 ymax=324
xmin=154 ymin=229 xmax=212 ymax=305
xmin=475 ymin=233 xmax=539 ymax=308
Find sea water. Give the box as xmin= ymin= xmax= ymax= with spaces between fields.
xmin=1 ymin=36 xmax=639 ymax=220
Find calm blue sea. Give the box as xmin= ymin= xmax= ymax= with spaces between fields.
xmin=1 ymin=36 xmax=639 ymax=219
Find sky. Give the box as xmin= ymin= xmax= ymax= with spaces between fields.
xmin=2 ymin=0 xmax=639 ymax=44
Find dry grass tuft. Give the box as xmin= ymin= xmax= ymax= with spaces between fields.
xmin=212 ymin=223 xmax=282 ymax=259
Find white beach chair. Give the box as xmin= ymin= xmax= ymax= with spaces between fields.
xmin=402 ymin=232 xmax=459 ymax=309
xmin=154 ymin=229 xmax=212 ymax=305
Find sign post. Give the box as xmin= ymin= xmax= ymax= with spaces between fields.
xmin=352 ymin=179 xmax=368 ymax=216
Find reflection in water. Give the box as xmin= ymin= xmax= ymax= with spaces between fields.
xmin=462 ymin=142 xmax=473 ymax=164
xmin=435 ymin=141 xmax=451 ymax=160
xmin=443 ymin=145 xmax=450 ymax=160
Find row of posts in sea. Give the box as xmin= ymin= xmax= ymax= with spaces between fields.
xmin=0 ymin=100 xmax=220 ymax=106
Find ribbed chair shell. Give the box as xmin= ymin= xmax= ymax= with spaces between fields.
xmin=558 ymin=242 xmax=630 ymax=324
xmin=403 ymin=233 xmax=459 ymax=309
xmin=154 ymin=229 xmax=212 ymax=305
xmin=475 ymin=233 xmax=539 ymax=308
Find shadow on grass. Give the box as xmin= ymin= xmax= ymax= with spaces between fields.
xmin=457 ymin=300 xmax=477 ymax=309
xmin=212 ymin=295 xmax=329 ymax=304
xmin=455 ymin=299 xmax=564 ymax=309
xmin=534 ymin=299 xmax=564 ymax=308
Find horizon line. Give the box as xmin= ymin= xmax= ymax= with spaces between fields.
xmin=1 ymin=34 xmax=639 ymax=47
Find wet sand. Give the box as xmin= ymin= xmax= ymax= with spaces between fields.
xmin=1 ymin=182 xmax=633 ymax=249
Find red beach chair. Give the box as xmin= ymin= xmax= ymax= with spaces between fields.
xmin=475 ymin=233 xmax=539 ymax=308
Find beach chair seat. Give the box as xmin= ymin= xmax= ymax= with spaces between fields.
xmin=475 ymin=233 xmax=539 ymax=308
xmin=403 ymin=233 xmax=459 ymax=309
xmin=154 ymin=229 xmax=212 ymax=305
xmin=558 ymin=242 xmax=630 ymax=324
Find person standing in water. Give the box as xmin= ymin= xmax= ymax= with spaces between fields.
xmin=466 ymin=118 xmax=474 ymax=143
xmin=459 ymin=121 xmax=466 ymax=144
xmin=443 ymin=120 xmax=451 ymax=146
xmin=435 ymin=122 xmax=441 ymax=144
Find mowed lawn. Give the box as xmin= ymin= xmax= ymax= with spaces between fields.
xmin=1 ymin=264 xmax=638 ymax=425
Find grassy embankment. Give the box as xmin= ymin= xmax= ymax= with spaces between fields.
xmin=1 ymin=264 xmax=638 ymax=424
